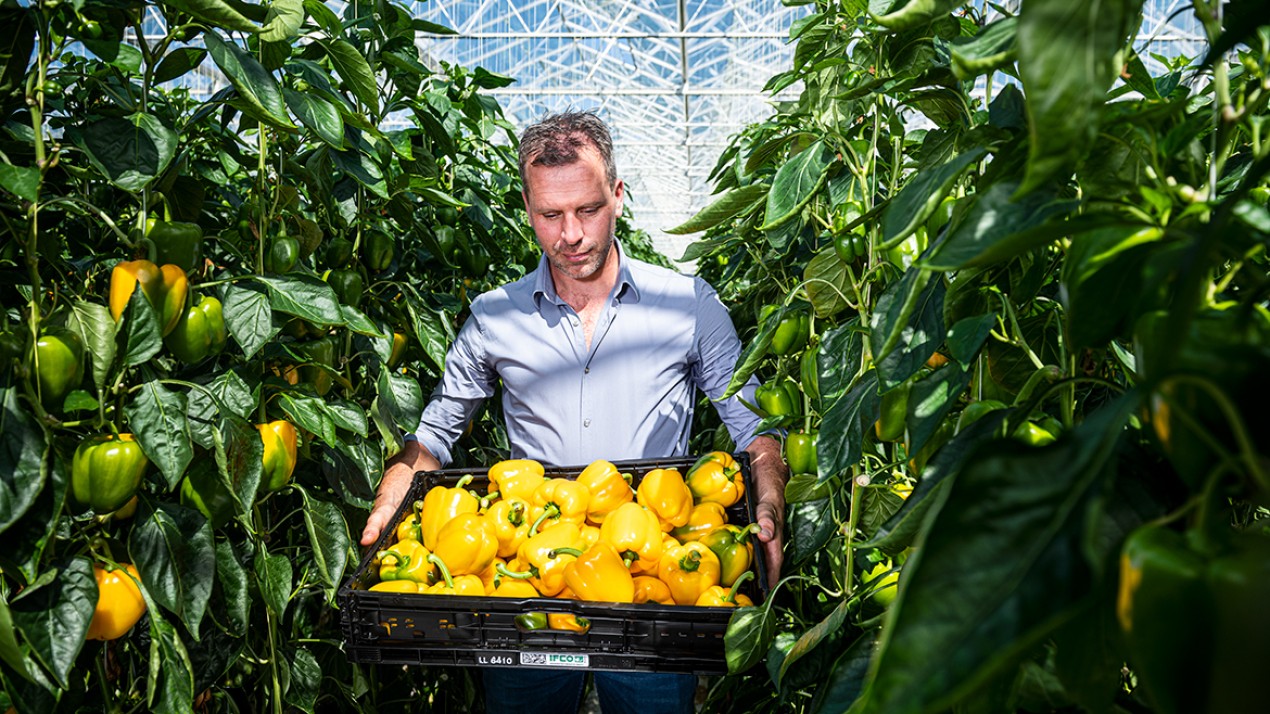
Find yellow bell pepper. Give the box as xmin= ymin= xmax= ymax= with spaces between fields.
xmin=529 ymin=478 xmax=590 ymax=533
xmin=670 ymin=502 xmax=729 ymax=543
xmin=424 ymin=572 xmax=485 ymax=596
xmin=487 ymin=459 xmax=546 ymax=502
xmin=109 ymin=259 xmax=188 ymax=336
xmin=256 ymin=420 xmax=299 ymax=493
xmin=576 ymin=459 xmax=634 ymax=524
xmin=420 ymin=475 xmax=479 ymax=550
xmin=556 ymin=542 xmax=635 ymax=603
xmin=659 ymin=541 xmax=721 ymax=605
xmin=633 ymin=575 xmax=676 ymax=605
xmin=497 ymin=522 xmax=583 ymax=596
xmin=636 ymin=468 xmax=693 ymax=531
xmin=632 ymin=533 xmax=682 ymax=576
xmin=430 ymin=512 xmax=498 ymax=577
xmin=488 ymin=497 xmax=531 ymax=558
xmin=599 ymin=502 xmax=665 ymax=571
xmin=547 ymin=612 xmax=591 ymax=633
xmin=491 ymin=575 xmax=540 ymax=598
xmin=377 ymin=538 xmax=434 ymax=583
xmin=684 ymin=451 xmax=745 ymax=507
xmin=694 ymin=570 xmax=755 ymax=607
xmin=396 ymin=500 xmax=425 ymax=544
xmin=478 ymin=557 xmax=505 ymax=594
xmin=369 ymin=579 xmax=424 ymax=593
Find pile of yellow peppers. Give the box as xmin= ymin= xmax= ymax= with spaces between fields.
xmin=367 ymin=452 xmax=760 ymax=608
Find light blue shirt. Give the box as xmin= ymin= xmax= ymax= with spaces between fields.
xmin=413 ymin=242 xmax=762 ymax=467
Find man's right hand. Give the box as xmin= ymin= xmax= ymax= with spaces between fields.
xmin=360 ymin=440 xmax=440 ymax=546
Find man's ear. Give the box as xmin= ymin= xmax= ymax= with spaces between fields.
xmin=613 ymin=179 xmax=625 ymax=211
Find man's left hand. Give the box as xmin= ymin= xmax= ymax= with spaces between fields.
xmin=745 ymin=434 xmax=787 ymax=589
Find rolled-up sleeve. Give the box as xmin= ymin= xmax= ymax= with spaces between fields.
xmin=691 ymin=279 xmax=763 ymax=449
xmin=414 ymin=314 xmax=498 ymax=466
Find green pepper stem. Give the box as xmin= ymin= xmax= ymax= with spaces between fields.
xmin=621 ymin=551 xmax=637 ymax=568
xmin=680 ymin=549 xmax=702 ymax=572
xmin=725 ymin=570 xmax=756 ymax=603
xmin=376 ymin=550 xmax=402 ymax=566
xmin=427 ymin=553 xmax=455 ymax=589
xmin=738 ymin=523 xmax=762 ymax=544
xmin=507 ymin=501 xmax=526 ymax=527
xmin=529 ymin=504 xmax=560 ymax=535
xmin=495 ymin=562 xmax=536 ymax=580
xmin=549 ymin=547 xmax=584 ymax=559
xmin=455 ymin=474 xmax=474 ymax=490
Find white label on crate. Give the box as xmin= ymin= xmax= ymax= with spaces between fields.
xmin=520 ymin=652 xmax=590 ymax=668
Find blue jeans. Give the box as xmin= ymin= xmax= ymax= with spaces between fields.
xmin=482 ymin=668 xmax=696 ymax=714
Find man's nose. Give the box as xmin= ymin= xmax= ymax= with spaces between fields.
xmin=560 ymin=212 xmax=584 ymax=245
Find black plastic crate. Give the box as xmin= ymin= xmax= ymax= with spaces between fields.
xmin=338 ymin=454 xmax=768 ymax=674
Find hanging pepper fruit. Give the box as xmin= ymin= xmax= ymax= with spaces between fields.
xmin=387 ymin=332 xmax=409 ymax=368
xmin=1204 ymin=534 xmax=1270 ymax=714
xmin=71 ymin=434 xmax=149 ymax=514
xmin=265 ymin=233 xmax=300 ymax=273
xmin=875 ymin=381 xmax=911 ymax=442
xmin=322 ymin=237 xmax=354 ymax=269
xmin=555 ymin=542 xmax=635 ymax=603
xmin=755 ymin=378 xmax=800 ymax=421
xmin=293 ymin=335 xmax=338 ymax=396
xmin=684 ymin=451 xmax=744 ymax=507
xmin=632 ymin=575 xmax=676 ymax=605
xmin=488 ymin=497 xmax=532 ymax=558
xmin=576 ymin=459 xmax=634 ymax=524
xmin=544 ymin=613 xmax=590 ymax=633
xmin=430 ymin=512 xmax=498 ymax=577
xmin=599 ymin=502 xmax=665 ymax=571
xmin=636 ymin=468 xmax=694 ymax=532
xmin=670 ymin=502 xmax=729 ymax=543
xmin=180 ymin=465 xmax=235 ymax=529
xmin=761 ymin=305 xmax=809 ymax=356
xmin=498 ymin=522 xmax=584 ymax=596
xmin=109 ymin=259 xmax=188 ymax=335
xmin=324 ymin=268 xmax=365 ymax=309
xmin=369 ymin=580 xmax=423 ymax=593
xmin=487 ymin=459 xmax=546 ymax=502
xmin=145 ymin=218 xmax=203 ymax=272
xmin=377 ymin=538 xmax=434 ymax=583
xmin=86 ymin=563 xmax=146 ymax=641
xmin=362 ymin=230 xmax=395 ymax=272
xmin=419 ymin=475 xmax=479 ymax=550
xmin=529 ymin=478 xmax=591 ymax=534
xmin=658 ymin=541 xmax=722 ymax=606
xmin=700 ymin=523 xmax=760 ymax=587
xmin=164 ymin=295 xmax=227 ymax=364
xmin=695 ymin=570 xmax=755 ymax=608
xmin=257 ymin=420 xmax=298 ymax=493
xmin=34 ymin=327 xmax=84 ymax=409
xmin=833 ymin=231 xmax=867 ymax=264
xmin=784 ymin=430 xmax=818 ymax=476
xmin=800 ymin=342 xmax=821 ymax=405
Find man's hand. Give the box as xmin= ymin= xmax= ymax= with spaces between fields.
xmin=360 ymin=440 xmax=440 ymax=546
xmin=745 ymin=434 xmax=787 ymax=589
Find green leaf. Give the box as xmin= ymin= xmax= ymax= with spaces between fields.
xmin=804 ymin=247 xmax=853 ymax=319
xmin=869 ymin=268 xmax=945 ymax=391
xmin=946 ymin=314 xmax=996 ymax=366
xmin=67 ymin=114 xmax=178 ymax=192
xmin=119 ymin=283 xmax=163 ymax=367
xmin=163 ymin=0 xmax=262 ymax=33
xmin=138 ymin=588 xmax=195 ymax=713
xmin=784 ymin=472 xmax=833 ymax=504
xmin=302 ymin=0 xmax=340 ymax=34
xmin=66 ymin=300 xmax=116 ymax=392
xmin=203 ymin=30 xmax=294 ymax=129
xmin=8 ymin=556 xmax=94 ymax=689
xmin=0 ymin=164 xmax=38 ymax=203
xmin=779 ymin=597 xmax=853 ymax=684
xmin=376 ymin=367 xmax=424 ymax=435
xmin=759 ymin=141 xmax=835 ymax=231
xmin=0 ymin=595 xmax=29 ymax=683
xmin=214 ymin=415 xmax=263 ymax=526
xmin=881 ymin=149 xmax=984 ymax=250
xmin=920 ymin=182 xmax=1079 ymax=270
xmin=868 ymin=0 xmax=958 ymax=32
xmin=187 ymin=370 xmax=254 ymax=450
xmin=665 ymin=184 xmax=767 ymax=235
xmin=125 ymin=381 xmax=193 ymax=490
xmin=223 ymin=280 xmax=276 ymax=359
xmin=403 ymin=288 xmax=455 ymax=373
xmin=472 ymin=67 xmax=515 ymax=89
xmin=260 ymin=0 xmax=304 ymax=42
xmin=820 ymin=370 xmax=881 ymax=481
xmin=214 ymin=541 xmax=251 ymax=637
xmin=300 ymin=491 xmax=350 ymax=598
xmin=788 ymin=497 xmax=837 ymax=567
xmin=0 ymin=385 xmax=48 ymax=535
xmin=324 ymin=398 xmax=369 ymax=438
xmin=258 ymin=274 xmax=343 ymax=325
xmin=854 ymin=397 xmax=1139 ymax=714
xmin=810 ymin=633 xmax=877 ymax=714
xmin=284 ymin=87 xmax=343 ymax=149
xmin=331 ymin=146 xmax=388 ymax=198
xmin=153 ymin=47 xmax=207 ymax=84
xmin=318 ymin=38 xmax=379 ymax=115
xmin=130 ymin=498 xmax=216 ymax=637
xmin=725 ymin=605 xmax=777 ymax=673
xmin=285 ymin=646 xmax=321 ymax=713
xmin=278 ymin=392 xmax=338 ymax=446
xmin=904 ymin=363 xmax=972 ymax=460
xmin=1060 ymin=225 xmax=1162 ymax=350
xmin=1017 ymin=0 xmax=1144 ymax=193
xmin=950 ymin=16 xmax=1017 ymax=81
xmin=4 ymin=446 xmax=68 ymax=584
xmin=255 ymin=550 xmax=292 ymax=619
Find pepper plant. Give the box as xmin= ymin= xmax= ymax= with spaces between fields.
xmin=678 ymin=1 xmax=1270 ymax=712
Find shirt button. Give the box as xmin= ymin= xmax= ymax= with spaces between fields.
xmin=584 ymin=419 xmax=591 ymax=428
xmin=584 ymin=367 xmax=590 ymax=374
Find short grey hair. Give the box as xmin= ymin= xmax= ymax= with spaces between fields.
xmin=518 ymin=111 xmax=617 ymax=188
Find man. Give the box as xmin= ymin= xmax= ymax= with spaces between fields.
xmin=359 ymin=111 xmax=786 ymax=714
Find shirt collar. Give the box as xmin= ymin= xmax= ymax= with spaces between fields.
xmin=532 ymin=239 xmax=640 ymax=308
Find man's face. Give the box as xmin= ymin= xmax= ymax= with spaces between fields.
xmin=522 ymin=145 xmax=623 ymax=282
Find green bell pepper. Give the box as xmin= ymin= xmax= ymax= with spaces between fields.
xmin=146 ymin=219 xmax=203 ymax=272
xmin=34 ymin=327 xmax=84 ymax=410
xmin=784 ymin=429 xmax=818 ymax=476
xmin=325 ymin=268 xmax=365 ymax=309
xmin=322 ymin=237 xmax=354 ymax=269
xmin=875 ymin=381 xmax=911 ymax=442
xmin=362 ymin=230 xmax=395 ymax=272
xmin=180 ymin=463 xmax=235 ymax=529
xmin=164 ymin=295 xmax=227 ymax=364
xmin=800 ymin=342 xmax=821 ymax=404
xmin=762 ymin=305 xmax=809 ymax=356
xmin=293 ymin=335 xmax=338 ymax=396
xmin=756 ymin=378 xmax=800 ymax=421
xmin=833 ymin=231 xmax=867 ymax=264
xmin=266 ymin=234 xmax=300 ymax=273
xmin=71 ymin=433 xmax=149 ymax=514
